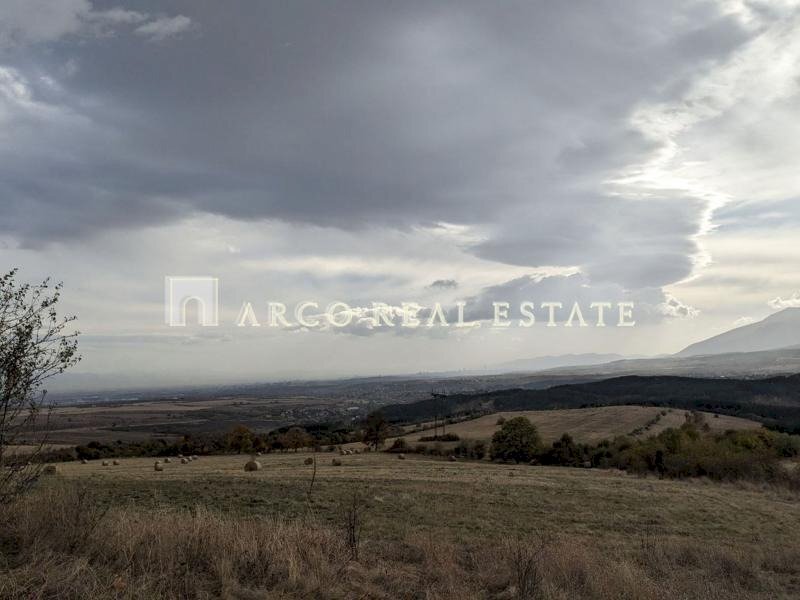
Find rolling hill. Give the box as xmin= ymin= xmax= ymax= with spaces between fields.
xmin=400 ymin=405 xmax=760 ymax=444
xmin=380 ymin=374 xmax=800 ymax=432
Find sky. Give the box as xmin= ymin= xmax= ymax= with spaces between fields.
xmin=1 ymin=0 xmax=799 ymax=389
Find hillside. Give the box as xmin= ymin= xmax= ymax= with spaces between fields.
xmin=533 ymin=346 xmax=800 ymax=379
xmin=13 ymin=452 xmax=799 ymax=598
xmin=380 ymin=374 xmax=800 ymax=432
xmin=401 ymin=406 xmax=760 ymax=445
xmin=678 ymin=308 xmax=800 ymax=356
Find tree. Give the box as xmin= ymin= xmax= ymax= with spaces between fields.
xmin=226 ymin=425 xmax=254 ymax=454
xmin=544 ymin=433 xmax=584 ymax=466
xmin=283 ymin=426 xmax=311 ymax=452
xmin=362 ymin=411 xmax=390 ymax=451
xmin=490 ymin=417 xmax=541 ymax=463
xmin=0 ymin=270 xmax=80 ymax=500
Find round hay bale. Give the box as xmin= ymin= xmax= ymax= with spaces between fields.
xmin=163 ymin=457 xmax=171 ymax=464
xmin=244 ymin=459 xmax=262 ymax=472
xmin=191 ymin=455 xmax=198 ymax=460
xmin=448 ymin=455 xmax=457 ymax=462
xmin=80 ymin=459 xmax=88 ymax=465
xmin=178 ymin=453 xmax=184 ymax=458
xmin=42 ymin=464 xmax=59 ymax=475
xmin=398 ymin=453 xmax=406 ymax=460
xmin=331 ymin=458 xmax=342 ymax=466
xmin=154 ymin=461 xmax=164 ymax=472
xmin=256 ymin=452 xmax=263 ymax=457
xmin=102 ymin=460 xmax=110 ymax=466
xmin=180 ymin=457 xmax=189 ymax=464
xmin=112 ymin=460 xmax=120 ymax=466
xmin=304 ymin=457 xmax=314 ymax=465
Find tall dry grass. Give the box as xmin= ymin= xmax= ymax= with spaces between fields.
xmin=0 ymin=482 xmax=797 ymax=599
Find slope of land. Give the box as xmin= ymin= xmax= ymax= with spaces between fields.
xmin=401 ymin=406 xmax=760 ymax=444
xmin=678 ymin=308 xmax=800 ymax=357
xmin=13 ymin=452 xmax=797 ymax=598
xmin=533 ymin=346 xmax=800 ymax=379
xmin=381 ymin=374 xmax=800 ymax=432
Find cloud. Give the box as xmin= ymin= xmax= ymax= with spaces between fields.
xmin=1 ymin=1 xmax=799 ymax=381
xmin=0 ymin=0 xmax=89 ymax=47
xmin=659 ymin=294 xmax=700 ymax=319
xmin=0 ymin=0 xmax=192 ymax=48
xmin=429 ymin=279 xmax=458 ymax=289
xmin=452 ymin=273 xmax=697 ymax=326
xmin=768 ymin=292 xmax=800 ymax=309
xmin=134 ymin=15 xmax=195 ymax=42
xmin=733 ymin=316 xmax=755 ymax=327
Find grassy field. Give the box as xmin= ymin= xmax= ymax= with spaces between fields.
xmin=4 ymin=451 xmax=799 ymax=598
xmin=400 ymin=405 xmax=760 ymax=444
xmin=52 ymin=451 xmax=797 ymax=545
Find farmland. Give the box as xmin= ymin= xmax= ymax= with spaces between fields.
xmin=401 ymin=405 xmax=761 ymax=445
xmin=6 ymin=450 xmax=798 ymax=599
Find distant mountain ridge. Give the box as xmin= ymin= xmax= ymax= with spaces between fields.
xmin=678 ymin=308 xmax=800 ymax=357
xmin=490 ymin=353 xmax=626 ymax=373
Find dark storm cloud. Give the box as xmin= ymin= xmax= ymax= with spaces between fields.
xmin=0 ymin=0 xmax=750 ymax=286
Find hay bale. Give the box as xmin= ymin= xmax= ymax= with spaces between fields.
xmin=191 ymin=455 xmax=198 ymax=460
xmin=163 ymin=457 xmax=171 ymax=464
xmin=304 ymin=457 xmax=314 ymax=465
xmin=256 ymin=452 xmax=262 ymax=457
xmin=154 ymin=461 xmax=164 ymax=472
xmin=398 ymin=453 xmax=406 ymax=460
xmin=180 ymin=457 xmax=189 ymax=464
xmin=244 ymin=459 xmax=262 ymax=472
xmin=178 ymin=453 xmax=184 ymax=458
xmin=42 ymin=464 xmax=59 ymax=475
xmin=102 ymin=460 xmax=110 ymax=466
xmin=112 ymin=459 xmax=120 ymax=466
xmin=80 ymin=459 xmax=88 ymax=465
xmin=448 ymin=455 xmax=457 ymax=462
xmin=331 ymin=458 xmax=342 ymax=466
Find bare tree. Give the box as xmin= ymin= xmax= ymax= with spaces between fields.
xmin=0 ymin=270 xmax=80 ymax=501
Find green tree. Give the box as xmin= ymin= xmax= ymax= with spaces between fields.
xmin=490 ymin=417 xmax=541 ymax=463
xmin=283 ymin=426 xmax=311 ymax=452
xmin=226 ymin=425 xmax=254 ymax=454
xmin=362 ymin=411 xmax=390 ymax=451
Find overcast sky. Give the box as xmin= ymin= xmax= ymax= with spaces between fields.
xmin=1 ymin=0 xmax=799 ymax=389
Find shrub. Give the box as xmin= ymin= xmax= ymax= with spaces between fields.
xmin=389 ymin=438 xmax=409 ymax=452
xmin=419 ymin=433 xmax=460 ymax=442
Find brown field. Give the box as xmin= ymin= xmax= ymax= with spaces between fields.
xmin=399 ymin=405 xmax=761 ymax=444
xmin=37 ymin=396 xmax=344 ymax=445
xmin=3 ymin=451 xmax=798 ymax=599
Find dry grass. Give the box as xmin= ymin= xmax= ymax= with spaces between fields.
xmin=403 ymin=406 xmax=760 ymax=444
xmin=1 ymin=481 xmax=798 ymax=599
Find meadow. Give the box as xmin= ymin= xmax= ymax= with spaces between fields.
xmin=401 ymin=405 xmax=760 ymax=445
xmin=3 ymin=450 xmax=798 ymax=599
